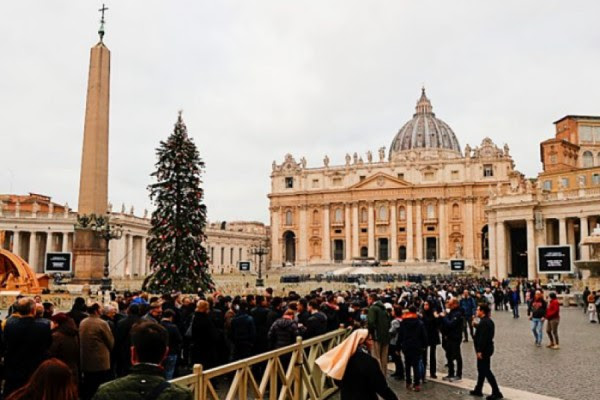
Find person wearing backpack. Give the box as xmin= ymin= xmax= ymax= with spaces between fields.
xmin=92 ymin=321 xmax=192 ymax=400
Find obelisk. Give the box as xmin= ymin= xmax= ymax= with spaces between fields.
xmin=73 ymin=6 xmax=111 ymax=281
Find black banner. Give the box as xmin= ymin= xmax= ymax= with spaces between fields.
xmin=449 ymin=259 xmax=465 ymax=271
xmin=537 ymin=246 xmax=572 ymax=274
xmin=238 ymin=261 xmax=251 ymax=271
xmin=45 ymin=252 xmax=72 ymax=273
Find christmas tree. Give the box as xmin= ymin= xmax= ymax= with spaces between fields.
xmin=143 ymin=112 xmax=213 ymax=293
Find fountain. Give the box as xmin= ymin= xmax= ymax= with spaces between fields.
xmin=575 ymin=224 xmax=600 ymax=279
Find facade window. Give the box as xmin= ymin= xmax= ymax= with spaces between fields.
xmin=359 ymin=175 xmax=366 ymax=181
xmin=312 ymin=179 xmax=319 ymax=188
xmin=239 ymin=248 xmax=242 ymax=261
xmin=579 ymin=175 xmax=587 ymax=186
xmin=426 ymin=204 xmax=435 ymax=219
xmin=592 ymin=173 xmax=600 ymax=185
xmin=378 ymin=205 xmax=388 ymax=220
xmin=452 ymin=203 xmax=460 ymax=219
xmin=550 ymin=154 xmax=557 ymax=164
xmin=560 ymin=177 xmax=569 ymax=188
xmin=220 ymin=247 xmax=225 ymax=265
xmin=451 ymin=170 xmax=459 ymax=180
xmin=230 ymin=248 xmax=234 ymax=264
xmin=580 ymin=125 xmax=593 ymax=142
xmin=397 ymin=173 xmax=404 ymax=180
xmin=483 ymin=164 xmax=493 ymax=177
xmin=583 ymin=151 xmax=594 ymax=168
xmin=543 ymin=180 xmax=552 ymax=190
xmin=312 ymin=210 xmax=319 ymax=225
xmin=398 ymin=206 xmax=406 ymax=220
xmin=360 ymin=208 xmax=368 ymax=223
xmin=285 ymin=210 xmax=293 ymax=226
xmin=334 ymin=208 xmax=343 ymax=223
xmin=424 ymin=172 xmax=434 ymax=181
xmin=285 ymin=177 xmax=294 ymax=188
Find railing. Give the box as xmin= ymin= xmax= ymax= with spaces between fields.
xmin=171 ymin=327 xmax=351 ymax=400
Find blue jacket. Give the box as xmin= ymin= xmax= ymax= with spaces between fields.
xmin=459 ymin=297 xmax=477 ymax=318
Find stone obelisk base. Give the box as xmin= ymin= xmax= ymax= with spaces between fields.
xmin=73 ymin=229 xmax=106 ymax=283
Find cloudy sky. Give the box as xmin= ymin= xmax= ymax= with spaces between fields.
xmin=1 ymin=1 xmax=599 ymax=224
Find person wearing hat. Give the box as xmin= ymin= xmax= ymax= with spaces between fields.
xmin=49 ymin=313 xmax=80 ymax=383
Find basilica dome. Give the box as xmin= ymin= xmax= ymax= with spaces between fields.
xmin=389 ymin=89 xmax=462 ymax=159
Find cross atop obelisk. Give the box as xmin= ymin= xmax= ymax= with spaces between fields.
xmin=98 ymin=4 xmax=109 ymax=42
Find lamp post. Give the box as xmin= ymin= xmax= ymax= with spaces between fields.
xmin=251 ymin=243 xmax=269 ymax=287
xmin=91 ymin=216 xmax=123 ymax=293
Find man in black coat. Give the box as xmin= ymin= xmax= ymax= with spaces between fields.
xmin=114 ymin=303 xmax=141 ymax=377
xmin=470 ymin=304 xmax=503 ymax=400
xmin=3 ymin=297 xmax=52 ymax=396
xmin=398 ymin=306 xmax=427 ymax=391
xmin=441 ymin=298 xmax=464 ymax=381
xmin=230 ymin=301 xmax=256 ymax=360
xmin=303 ymin=300 xmax=328 ymax=339
xmin=250 ymin=295 xmax=270 ymax=355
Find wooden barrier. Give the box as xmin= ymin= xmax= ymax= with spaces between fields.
xmin=170 ymin=327 xmax=351 ymax=400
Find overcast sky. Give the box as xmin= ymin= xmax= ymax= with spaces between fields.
xmin=1 ymin=1 xmax=599 ymax=224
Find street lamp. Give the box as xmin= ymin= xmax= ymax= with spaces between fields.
xmin=91 ymin=216 xmax=123 ymax=293
xmin=250 ymin=243 xmax=269 ymax=287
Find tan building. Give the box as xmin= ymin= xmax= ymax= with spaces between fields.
xmin=269 ymin=90 xmax=523 ymax=269
xmin=0 ymin=195 xmax=269 ymax=280
xmin=487 ymin=116 xmax=600 ymax=279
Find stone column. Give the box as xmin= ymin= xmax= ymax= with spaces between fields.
xmin=526 ymin=218 xmax=537 ymax=279
xmin=46 ymin=231 xmax=53 ymax=256
xmin=28 ymin=232 xmax=37 ymax=271
xmin=298 ymin=206 xmax=308 ymax=264
xmin=438 ymin=200 xmax=447 ymax=259
xmin=580 ymin=216 xmax=590 ymax=260
xmin=464 ymin=198 xmax=474 ymax=261
xmin=390 ymin=201 xmax=398 ymax=261
xmin=12 ymin=231 xmax=20 ymax=256
xmin=352 ymin=203 xmax=359 ymax=258
xmin=558 ymin=217 xmax=567 ymax=245
xmin=488 ymin=220 xmax=497 ymax=278
xmin=345 ymin=204 xmax=352 ymax=262
xmin=62 ymin=232 xmax=69 ymax=253
xmin=368 ymin=202 xmax=375 ymax=258
xmin=141 ymin=237 xmax=147 ymax=276
xmin=496 ymin=222 xmax=507 ymax=279
xmin=415 ymin=200 xmax=423 ymax=261
xmin=271 ymin=209 xmax=280 ymax=265
xmin=406 ymin=201 xmax=414 ymax=261
xmin=322 ymin=206 xmax=330 ymax=262
xmin=126 ymin=234 xmax=134 ymax=277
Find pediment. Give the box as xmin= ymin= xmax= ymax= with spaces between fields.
xmin=349 ymin=173 xmax=411 ymax=190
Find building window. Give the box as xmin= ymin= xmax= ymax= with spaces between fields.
xmin=580 ymin=125 xmax=593 ymax=142
xmin=451 ymin=170 xmax=459 ymax=180
xmin=397 ymin=173 xmax=404 ymax=180
xmin=312 ymin=210 xmax=319 ymax=225
xmin=334 ymin=208 xmax=343 ymax=223
xmin=452 ymin=203 xmax=460 ymax=219
xmin=549 ymin=154 xmax=557 ymax=164
xmin=360 ymin=208 xmax=368 ymax=223
xmin=378 ymin=205 xmax=388 ymax=220
xmin=426 ymin=204 xmax=435 ymax=219
xmin=285 ymin=210 xmax=293 ymax=226
xmin=239 ymin=248 xmax=242 ymax=261
xmin=312 ymin=179 xmax=319 ymax=188
xmin=543 ymin=180 xmax=552 ymax=190
xmin=220 ymin=247 xmax=225 ymax=265
xmin=583 ymin=151 xmax=594 ymax=168
xmin=483 ymin=164 xmax=493 ymax=177
xmin=592 ymin=174 xmax=600 ymax=185
xmin=579 ymin=175 xmax=587 ymax=186
xmin=427 ymin=226 xmax=435 ymax=232
xmin=361 ymin=228 xmax=368 ymax=233
xmin=285 ymin=177 xmax=294 ymax=188
xmin=423 ymin=172 xmax=435 ymax=181
xmin=359 ymin=175 xmax=366 ymax=181
xmin=230 ymin=248 xmax=234 ymax=264
xmin=334 ymin=229 xmax=342 ymax=234
xmin=399 ymin=227 xmax=405 ymax=232
xmin=560 ymin=177 xmax=569 ymax=188
xmin=398 ymin=206 xmax=406 ymax=220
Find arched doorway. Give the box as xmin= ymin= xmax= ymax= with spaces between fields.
xmin=360 ymin=246 xmax=368 ymax=258
xmin=425 ymin=237 xmax=437 ymax=261
xmin=398 ymin=246 xmax=407 ymax=262
xmin=283 ymin=231 xmax=296 ymax=263
xmin=378 ymin=238 xmax=389 ymax=261
xmin=481 ymin=225 xmax=489 ymax=260
xmin=333 ymin=240 xmax=344 ymax=262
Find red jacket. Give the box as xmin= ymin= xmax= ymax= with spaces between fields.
xmin=546 ymin=299 xmax=560 ymax=320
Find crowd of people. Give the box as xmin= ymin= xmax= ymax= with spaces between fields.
xmin=0 ymin=277 xmax=567 ymax=400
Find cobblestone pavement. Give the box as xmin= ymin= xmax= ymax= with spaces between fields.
xmin=431 ymin=306 xmax=600 ymax=400
xmin=329 ymin=379 xmax=474 ymax=400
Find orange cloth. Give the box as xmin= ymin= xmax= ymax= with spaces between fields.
xmin=315 ymin=329 xmax=368 ymax=380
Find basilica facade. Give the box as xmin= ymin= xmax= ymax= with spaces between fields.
xmin=269 ymin=90 xmax=524 ymax=270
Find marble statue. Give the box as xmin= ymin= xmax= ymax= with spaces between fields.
xmin=378 ymin=147 xmax=386 ymax=162
xmin=323 ymin=155 xmax=330 ymax=167
xmin=366 ymin=150 xmax=373 ymax=163
xmin=345 ymin=153 xmax=351 ymax=166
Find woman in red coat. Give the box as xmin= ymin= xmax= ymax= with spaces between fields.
xmin=545 ymin=292 xmax=560 ymax=349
